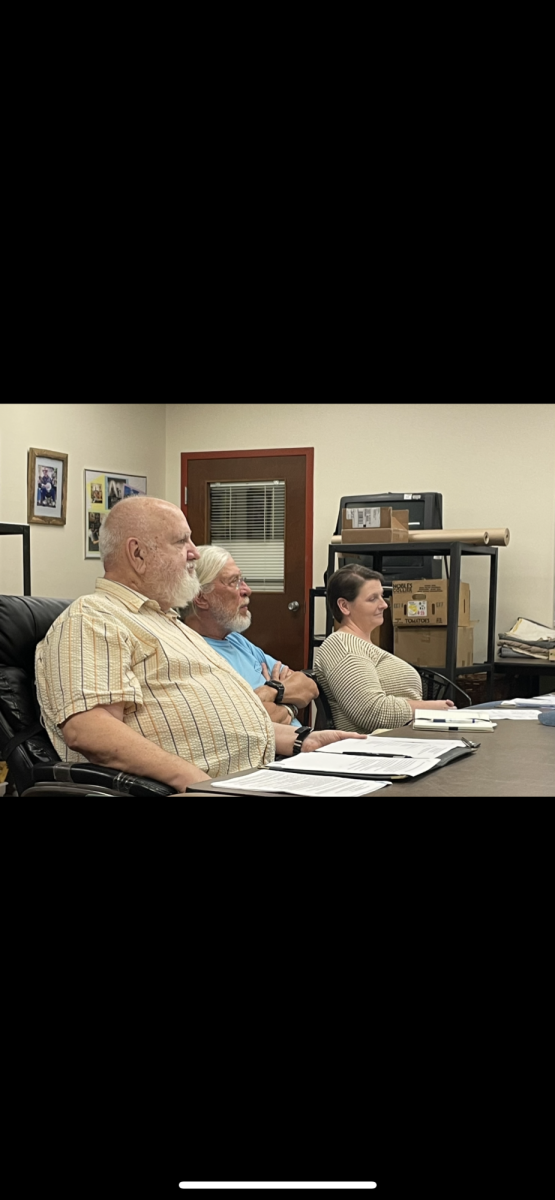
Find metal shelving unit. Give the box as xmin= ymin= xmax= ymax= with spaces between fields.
xmin=309 ymin=539 xmax=498 ymax=701
xmin=0 ymin=523 xmax=31 ymax=595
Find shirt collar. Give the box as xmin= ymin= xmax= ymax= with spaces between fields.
xmin=95 ymin=577 xmax=179 ymax=618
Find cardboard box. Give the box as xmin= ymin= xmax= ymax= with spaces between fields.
xmin=392 ymin=579 xmax=471 ymax=626
xmin=341 ymin=506 xmax=409 ymax=544
xmin=333 ymin=600 xmax=394 ymax=652
xmin=394 ymin=624 xmax=477 ymax=669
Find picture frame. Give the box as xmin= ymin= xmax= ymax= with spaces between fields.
xmin=84 ymin=469 xmax=147 ymax=559
xmin=27 ymin=447 xmax=68 ymax=526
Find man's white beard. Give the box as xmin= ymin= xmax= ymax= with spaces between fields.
xmin=208 ymin=594 xmax=252 ymax=634
xmin=226 ymin=608 xmax=252 ymax=634
xmin=168 ymin=567 xmax=201 ymax=610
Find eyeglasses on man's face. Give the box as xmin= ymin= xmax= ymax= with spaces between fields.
xmin=221 ymin=574 xmax=248 ymax=590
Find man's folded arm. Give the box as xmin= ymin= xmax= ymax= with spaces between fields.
xmin=282 ymin=672 xmax=319 ymax=705
xmin=61 ymin=704 xmax=211 ymax=789
xmin=260 ymin=661 xmax=319 ymax=706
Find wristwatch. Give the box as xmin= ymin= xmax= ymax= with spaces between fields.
xmin=265 ymin=679 xmax=285 ymax=704
xmin=292 ymin=725 xmax=313 ymax=754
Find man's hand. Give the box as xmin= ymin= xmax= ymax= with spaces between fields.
xmin=261 ymin=661 xmax=319 ymax=705
xmin=263 ymin=661 xmax=295 ymax=681
xmin=272 ymin=725 xmax=366 ymax=757
xmin=302 ymin=730 xmax=367 ymax=753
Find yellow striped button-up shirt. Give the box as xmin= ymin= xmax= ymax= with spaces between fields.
xmin=35 ymin=578 xmax=275 ymax=779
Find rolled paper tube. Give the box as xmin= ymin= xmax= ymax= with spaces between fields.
xmin=408 ymin=529 xmax=491 ymax=545
xmin=485 ymin=528 xmax=510 ymax=546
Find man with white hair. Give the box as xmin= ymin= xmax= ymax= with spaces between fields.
xmin=181 ymin=545 xmax=318 ymax=726
xmin=35 ymin=496 xmax=360 ymax=792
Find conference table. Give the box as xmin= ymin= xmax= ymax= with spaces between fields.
xmin=188 ymin=718 xmax=555 ymax=798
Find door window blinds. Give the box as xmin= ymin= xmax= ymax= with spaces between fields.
xmin=209 ymin=481 xmax=285 ymax=592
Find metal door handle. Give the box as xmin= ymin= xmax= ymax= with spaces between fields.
xmin=288 ymin=600 xmax=300 ymax=611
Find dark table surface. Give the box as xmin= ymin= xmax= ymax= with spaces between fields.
xmin=188 ymin=718 xmax=555 ymax=798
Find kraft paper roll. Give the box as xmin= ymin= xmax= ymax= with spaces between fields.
xmin=484 ymin=528 xmax=510 ymax=546
xmin=409 ymin=529 xmax=491 ymax=545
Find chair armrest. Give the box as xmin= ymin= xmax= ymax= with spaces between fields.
xmin=31 ymin=763 xmax=175 ymax=797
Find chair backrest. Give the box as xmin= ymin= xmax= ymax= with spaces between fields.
xmin=313 ymin=678 xmax=336 ymax=730
xmin=0 ymin=595 xmax=73 ymax=795
xmin=416 ymin=668 xmax=471 ymax=707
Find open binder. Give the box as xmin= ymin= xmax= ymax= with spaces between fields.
xmin=267 ymin=742 xmax=478 ymax=782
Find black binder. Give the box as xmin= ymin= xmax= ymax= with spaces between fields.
xmin=267 ymin=743 xmax=478 ymax=782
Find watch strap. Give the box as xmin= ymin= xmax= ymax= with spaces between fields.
xmin=265 ymin=679 xmax=285 ymax=703
xmin=292 ymin=726 xmax=313 ymax=755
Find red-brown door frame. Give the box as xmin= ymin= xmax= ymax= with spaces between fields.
xmin=181 ymin=448 xmax=314 ymax=664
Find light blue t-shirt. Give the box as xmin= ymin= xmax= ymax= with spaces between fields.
xmin=202 ymin=632 xmax=300 ymax=726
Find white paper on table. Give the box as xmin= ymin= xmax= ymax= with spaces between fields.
xmin=501 ymin=695 xmax=555 ymax=707
xmin=269 ymin=751 xmax=439 ymax=778
xmin=315 ymin=736 xmax=466 ymax=757
xmin=413 ymin=708 xmax=494 ymax=725
xmin=469 ymin=709 xmax=542 ymax=720
xmin=210 ymin=769 xmax=391 ymax=796
xmin=178 ymin=1186 xmax=378 ymax=1191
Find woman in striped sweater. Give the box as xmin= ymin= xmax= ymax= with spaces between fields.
xmin=314 ymin=565 xmax=457 ymax=734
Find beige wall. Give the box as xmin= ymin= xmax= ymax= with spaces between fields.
xmin=165 ymin=402 xmax=555 ymax=660
xmin=2 ymin=403 xmax=554 ymax=660
xmin=0 ymin=404 xmax=166 ymax=597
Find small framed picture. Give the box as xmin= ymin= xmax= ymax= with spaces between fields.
xmin=84 ymin=469 xmax=147 ymax=558
xmin=27 ymin=448 xmax=68 ymax=526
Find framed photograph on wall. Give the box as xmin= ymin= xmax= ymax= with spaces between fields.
xmin=84 ymin=469 xmax=147 ymax=559
xmin=27 ymin=447 xmax=68 ymax=525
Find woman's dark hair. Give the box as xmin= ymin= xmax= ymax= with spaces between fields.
xmin=326 ymin=564 xmax=384 ymax=624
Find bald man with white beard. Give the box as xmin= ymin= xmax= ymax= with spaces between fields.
xmin=35 ymin=496 xmax=361 ymax=793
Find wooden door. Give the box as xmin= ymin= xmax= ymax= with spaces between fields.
xmin=181 ymin=449 xmax=314 ymax=668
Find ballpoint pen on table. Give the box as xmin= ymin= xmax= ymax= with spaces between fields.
xmin=438 ymin=725 xmax=492 ymax=732
xmin=341 ymin=751 xmax=412 ymax=759
xmin=427 ymin=716 xmax=486 ymax=724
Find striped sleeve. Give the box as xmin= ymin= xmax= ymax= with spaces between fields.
xmin=315 ymin=635 xmax=417 ymax=733
xmin=38 ymin=611 xmax=143 ymax=724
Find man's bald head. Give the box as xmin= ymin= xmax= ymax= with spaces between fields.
xmin=98 ymin=495 xmax=201 ymax=611
xmin=99 ymin=495 xmax=182 ymax=569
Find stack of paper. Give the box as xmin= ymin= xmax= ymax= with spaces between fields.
xmin=266 ymin=735 xmax=473 ymax=781
xmin=501 ymin=693 xmax=555 ymax=707
xmin=270 ymin=751 xmax=438 ymax=778
xmin=465 ymin=709 xmax=541 ymax=720
xmin=210 ymin=769 xmax=392 ymax=796
xmin=412 ymin=709 xmax=496 ymax=731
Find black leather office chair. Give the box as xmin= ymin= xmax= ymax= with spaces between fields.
xmin=416 ymin=669 xmax=471 ymax=707
xmin=0 ymin=595 xmax=174 ymax=797
xmin=313 ymin=681 xmax=336 ymax=730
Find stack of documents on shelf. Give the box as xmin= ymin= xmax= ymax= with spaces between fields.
xmin=497 ymin=617 xmax=555 ymax=660
xmin=265 ymin=735 xmax=476 ymax=782
xmin=501 ymin=693 xmax=555 ymax=707
xmin=413 ymin=709 xmax=496 ymax=732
